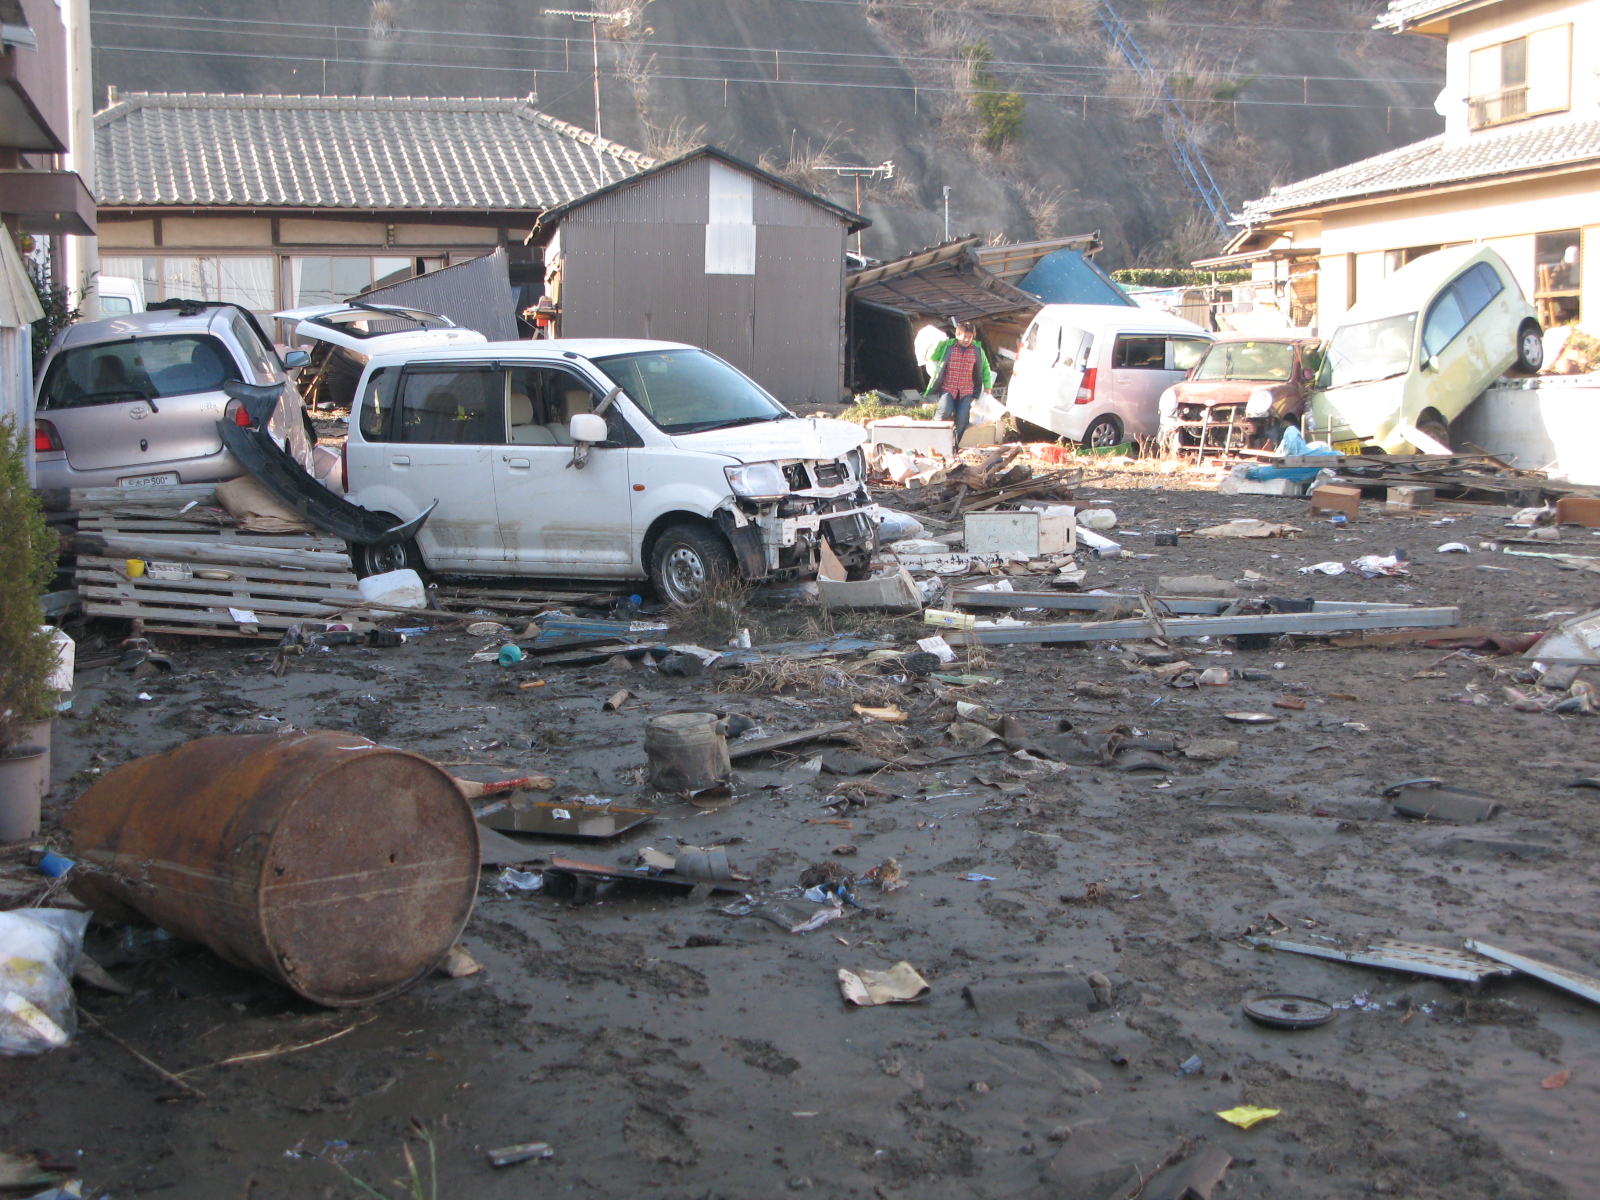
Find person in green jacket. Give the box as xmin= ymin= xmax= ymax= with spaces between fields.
xmin=923 ymin=321 xmax=993 ymax=450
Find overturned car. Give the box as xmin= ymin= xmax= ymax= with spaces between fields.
xmin=1157 ymin=336 xmax=1323 ymax=454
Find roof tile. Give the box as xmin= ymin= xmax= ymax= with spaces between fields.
xmin=94 ymin=93 xmax=654 ymax=210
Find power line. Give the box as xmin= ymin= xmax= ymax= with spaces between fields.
xmin=92 ymin=40 xmax=1440 ymax=111
xmin=91 ymin=10 xmax=1447 ymax=87
xmin=779 ymin=0 xmax=1411 ymax=37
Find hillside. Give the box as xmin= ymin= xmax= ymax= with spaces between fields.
xmin=90 ymin=0 xmax=1444 ymax=266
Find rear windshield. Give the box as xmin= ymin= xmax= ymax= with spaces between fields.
xmin=38 ymin=335 xmax=239 ymax=410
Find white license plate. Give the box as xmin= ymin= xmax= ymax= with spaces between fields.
xmin=117 ymin=472 xmax=179 ymax=488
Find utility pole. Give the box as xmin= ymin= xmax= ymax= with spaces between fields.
xmin=542 ymin=8 xmax=629 ymax=138
xmin=942 ymin=186 xmax=952 ymax=242
xmin=818 ymin=161 xmax=894 ymax=257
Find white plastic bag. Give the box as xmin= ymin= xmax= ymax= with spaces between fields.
xmin=0 ymin=909 xmax=89 ymax=1056
xmin=968 ymin=391 xmax=1006 ymax=427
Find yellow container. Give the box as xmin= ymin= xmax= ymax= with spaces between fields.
xmin=125 ymin=559 xmax=145 ymax=577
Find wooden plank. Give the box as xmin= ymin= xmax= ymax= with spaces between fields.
xmin=76 ymin=556 xmax=359 ymax=590
xmin=82 ymin=597 xmax=335 ymax=627
xmin=948 ymin=589 xmax=1419 ymax=614
xmin=1329 ymin=626 xmax=1490 ymax=648
xmin=70 ymin=483 xmax=218 ymax=506
xmin=77 ymin=573 xmax=360 ymax=605
xmin=77 ymin=521 xmax=343 ymax=549
xmin=81 ymin=587 xmax=353 ymax=618
xmin=727 ymin=721 xmax=857 ymax=760
xmin=73 ymin=532 xmax=352 ymax=572
xmin=944 ymin=606 xmax=1461 ymax=646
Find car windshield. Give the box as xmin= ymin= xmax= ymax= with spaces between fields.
xmin=38 ymin=334 xmax=239 ymax=410
xmin=308 ymin=306 xmax=454 ymax=339
xmin=593 ymin=348 xmax=789 ymax=433
xmin=1192 ymin=341 xmax=1294 ymax=382
xmin=1320 ymin=314 xmax=1417 ymax=388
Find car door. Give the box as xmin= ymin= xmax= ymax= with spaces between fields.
xmin=384 ymin=363 xmax=507 ymax=571
xmin=493 ymin=364 xmax=636 ymax=572
xmin=37 ymin=332 xmax=239 ymax=480
xmin=1107 ymin=332 xmax=1172 ymax=437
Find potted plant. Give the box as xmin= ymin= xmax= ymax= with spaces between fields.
xmin=0 ymin=416 xmax=61 ymax=840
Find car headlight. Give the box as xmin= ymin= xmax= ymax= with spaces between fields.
xmin=725 ymin=462 xmax=788 ymax=501
xmin=1158 ymin=388 xmax=1178 ymax=418
xmin=1245 ymin=390 xmax=1275 ymax=418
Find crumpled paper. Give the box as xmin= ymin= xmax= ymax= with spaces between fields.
xmin=837 ymin=961 xmax=930 ymax=1006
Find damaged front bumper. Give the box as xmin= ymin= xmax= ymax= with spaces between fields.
xmin=716 ymin=467 xmax=879 ymax=581
xmin=1161 ymin=403 xmax=1281 ymax=453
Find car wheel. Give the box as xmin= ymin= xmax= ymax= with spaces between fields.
xmin=1081 ymin=415 xmax=1124 ymax=449
xmin=650 ymin=522 xmax=735 ymax=607
xmin=1514 ymin=321 xmax=1545 ymax=374
xmin=1414 ymin=414 xmax=1451 ymax=453
xmin=352 ymin=521 xmax=426 ymax=579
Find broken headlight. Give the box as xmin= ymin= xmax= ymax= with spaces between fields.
xmin=725 ymin=462 xmax=788 ymax=501
xmin=1158 ymin=388 xmax=1178 ymax=418
xmin=1245 ymin=390 xmax=1276 ymax=418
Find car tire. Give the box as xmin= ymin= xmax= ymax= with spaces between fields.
xmin=352 ymin=521 xmax=426 ymax=579
xmin=1081 ymin=415 xmax=1124 ymax=449
xmin=650 ymin=521 xmax=735 ymax=607
xmin=1514 ymin=321 xmax=1545 ymax=374
xmin=1414 ymin=414 xmax=1451 ymax=453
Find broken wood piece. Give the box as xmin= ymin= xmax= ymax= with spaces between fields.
xmin=603 ymin=689 xmax=631 ymax=711
xmin=78 ymin=1008 xmax=204 ymax=1099
xmin=1330 ymin=625 xmax=1489 ymax=648
xmin=727 ymin=721 xmax=856 ymax=760
xmin=1465 ymin=941 xmax=1600 ymax=1006
xmin=453 ymin=774 xmax=556 ymax=799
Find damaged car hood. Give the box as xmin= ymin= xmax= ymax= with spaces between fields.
xmin=1169 ymin=380 xmax=1282 ymax=407
xmin=671 ymin=417 xmax=867 ymax=463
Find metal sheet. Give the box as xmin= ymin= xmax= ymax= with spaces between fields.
xmin=1246 ymin=936 xmax=1514 ymax=983
xmin=947 ymin=607 xmax=1461 ymax=645
xmin=479 ymin=800 xmax=655 ymax=839
xmin=1465 ymin=941 xmax=1600 ymax=1004
xmin=755 ymin=223 xmax=847 ymax=404
xmin=947 ymin=589 xmax=1418 ymax=614
xmin=360 ymin=248 xmax=516 ymax=341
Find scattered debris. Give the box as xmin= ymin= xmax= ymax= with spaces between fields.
xmin=1465 ymin=941 xmax=1600 ymax=1006
xmin=837 ymin=961 xmax=930 ymax=1006
xmin=487 ymin=1142 xmax=554 ymax=1167
xmin=1246 ymin=936 xmax=1514 ymax=984
xmin=1384 ymin=779 xmax=1501 ymax=823
xmin=1242 ymin=995 xmax=1336 ymax=1030
xmin=1216 ymin=1106 xmax=1280 ymax=1130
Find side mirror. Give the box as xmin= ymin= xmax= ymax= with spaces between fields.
xmin=570 ymin=413 xmax=607 ymax=443
xmin=1423 ymin=355 xmax=1440 ymax=373
xmin=1298 ymin=367 xmax=1312 ymax=383
xmin=283 ymin=349 xmax=310 ymax=370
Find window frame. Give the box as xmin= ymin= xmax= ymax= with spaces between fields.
xmin=393 ymin=363 xmax=508 ymax=447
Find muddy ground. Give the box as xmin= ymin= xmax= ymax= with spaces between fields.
xmin=9 ymin=467 xmax=1600 ymax=1200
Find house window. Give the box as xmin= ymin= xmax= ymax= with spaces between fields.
xmin=1384 ymin=246 xmax=1440 ymax=276
xmin=101 ymin=255 xmax=276 ymax=313
xmin=1535 ymin=230 xmax=1582 ymax=328
xmin=290 ymin=256 xmax=415 ymax=306
xmin=1468 ymin=25 xmax=1571 ymax=130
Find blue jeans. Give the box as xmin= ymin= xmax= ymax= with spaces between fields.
xmin=934 ymin=391 xmax=975 ymax=449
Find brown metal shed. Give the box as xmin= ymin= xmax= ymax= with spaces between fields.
xmin=537 ymin=147 xmax=867 ymax=407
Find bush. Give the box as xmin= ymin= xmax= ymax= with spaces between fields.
xmin=0 ymin=417 xmax=59 ymax=744
xmin=965 ymin=42 xmax=1025 ymax=150
xmin=1111 ymin=268 xmax=1250 ymax=287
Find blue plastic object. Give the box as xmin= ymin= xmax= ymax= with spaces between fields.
xmin=1017 ymin=249 xmax=1135 ymax=308
xmin=1244 ymin=426 xmax=1339 ymax=483
xmin=36 ymin=851 xmax=73 ymax=878
xmin=497 ymin=643 xmax=525 ymax=666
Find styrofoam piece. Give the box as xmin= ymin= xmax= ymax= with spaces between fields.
xmin=818 ymin=566 xmax=921 ymax=614
xmin=43 ymin=627 xmax=74 ymax=693
xmin=1246 ymin=936 xmax=1514 ymax=984
xmin=356 ymin=568 xmax=426 ymax=612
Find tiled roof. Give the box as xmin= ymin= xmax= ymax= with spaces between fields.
xmin=94 ymin=93 xmax=655 ymax=211
xmin=1239 ymin=117 xmax=1600 ymax=219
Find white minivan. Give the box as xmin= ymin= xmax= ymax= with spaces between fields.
xmin=336 ymin=339 xmax=878 ymax=602
xmin=1005 ymin=304 xmax=1212 ymax=447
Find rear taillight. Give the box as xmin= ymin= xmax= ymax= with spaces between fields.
xmin=224 ymin=398 xmax=253 ymax=428
xmin=1074 ymin=367 xmax=1098 ymax=405
xmin=33 ymin=419 xmax=62 ymax=452
xmin=340 ymin=440 xmax=348 ymax=492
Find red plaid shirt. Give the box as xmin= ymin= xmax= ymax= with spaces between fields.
xmin=938 ymin=343 xmax=980 ymax=397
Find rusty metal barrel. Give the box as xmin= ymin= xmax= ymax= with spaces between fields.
xmin=64 ymin=731 xmax=480 ymax=1007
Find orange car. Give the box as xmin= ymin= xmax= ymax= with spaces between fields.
xmin=1157 ymin=336 xmax=1324 ymax=453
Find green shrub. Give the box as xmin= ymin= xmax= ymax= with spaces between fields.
xmin=1111 ymin=267 xmax=1250 ymax=287
xmin=0 ymin=417 xmax=59 ymax=743
xmin=965 ymin=42 xmax=1025 ymax=150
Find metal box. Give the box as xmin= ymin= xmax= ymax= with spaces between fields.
xmin=867 ymin=418 xmax=955 ymax=459
xmin=964 ymin=509 xmax=1076 ymax=556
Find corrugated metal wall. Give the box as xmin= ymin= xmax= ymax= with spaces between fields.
xmin=361 ymin=248 xmax=517 ymax=341
xmin=560 ymin=156 xmax=850 ymax=404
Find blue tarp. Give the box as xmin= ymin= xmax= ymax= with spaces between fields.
xmin=1017 ymin=250 xmax=1135 ymax=308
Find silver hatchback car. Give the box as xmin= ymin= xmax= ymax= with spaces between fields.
xmin=33 ymin=303 xmax=313 ymax=491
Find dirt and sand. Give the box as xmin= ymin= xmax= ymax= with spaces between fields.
xmin=9 ymin=468 xmax=1600 ymax=1199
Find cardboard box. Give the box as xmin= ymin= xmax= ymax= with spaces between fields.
xmin=1309 ymin=484 xmax=1360 ymax=519
xmin=959 ymin=423 xmax=1003 ymax=448
xmin=866 ymin=418 xmax=955 ymax=459
xmin=1386 ymin=485 xmax=1436 ymax=510
xmin=1555 ymin=496 xmax=1600 ymax=527
xmin=964 ymin=509 xmax=1076 ymax=556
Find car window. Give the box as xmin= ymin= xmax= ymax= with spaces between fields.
xmin=358 ymin=367 xmax=400 ymax=442
xmin=1422 ymin=287 xmax=1468 ymax=360
xmin=1112 ymin=335 xmax=1166 ymax=370
xmin=594 ymin=348 xmax=787 ymax=434
xmin=1322 ymin=314 xmax=1417 ymax=387
xmin=100 ymin=296 xmax=133 ymax=315
xmin=1169 ymin=338 xmax=1211 ymax=372
xmin=38 ymin=335 xmax=240 ymax=410
xmin=1455 ymin=262 xmax=1503 ymax=323
xmin=229 ymin=312 xmax=279 ymax=381
xmin=507 ymin=366 xmax=636 ymax=446
xmin=396 ymin=367 xmax=506 ymax=445
xmin=1192 ymin=341 xmax=1294 ymax=381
